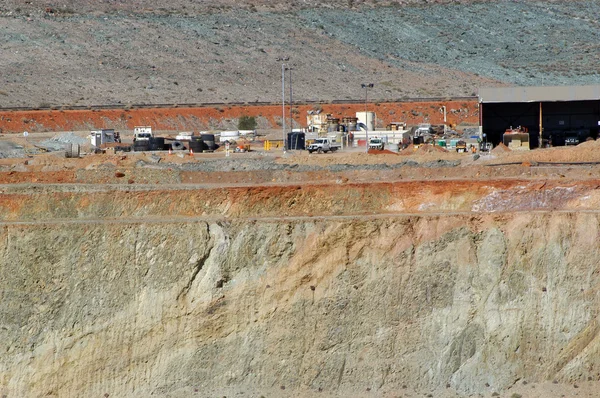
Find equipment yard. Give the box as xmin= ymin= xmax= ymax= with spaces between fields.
xmin=3 ymin=1 xmax=600 ymax=397
xmin=2 ymin=128 xmax=600 ymax=398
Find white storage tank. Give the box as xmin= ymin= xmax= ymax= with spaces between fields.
xmin=356 ymin=111 xmax=376 ymax=132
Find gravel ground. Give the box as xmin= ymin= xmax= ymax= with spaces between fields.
xmin=1 ymin=1 xmax=598 ymax=107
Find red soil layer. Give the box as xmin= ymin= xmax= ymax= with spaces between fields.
xmin=0 ymin=101 xmax=478 ymax=133
xmin=0 ymin=178 xmax=596 ymax=221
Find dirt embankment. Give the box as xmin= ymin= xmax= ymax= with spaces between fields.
xmin=0 ymin=100 xmax=478 ymax=134
xmin=1 ymin=191 xmax=600 ymax=398
xmin=3 ymin=177 xmax=600 ymax=222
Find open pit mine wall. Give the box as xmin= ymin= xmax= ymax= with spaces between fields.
xmin=0 ymin=100 xmax=478 ymax=133
xmin=1 ymin=182 xmax=600 ymax=397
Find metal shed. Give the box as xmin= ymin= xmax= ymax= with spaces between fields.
xmin=479 ymin=85 xmax=600 ymax=148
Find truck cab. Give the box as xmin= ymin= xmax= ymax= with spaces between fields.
xmin=368 ymin=138 xmax=384 ymax=150
xmin=133 ymin=126 xmax=153 ymax=141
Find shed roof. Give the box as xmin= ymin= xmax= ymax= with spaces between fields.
xmin=478 ymin=85 xmax=600 ymax=103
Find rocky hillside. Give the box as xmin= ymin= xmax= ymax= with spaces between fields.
xmin=1 ymin=0 xmax=599 ymax=107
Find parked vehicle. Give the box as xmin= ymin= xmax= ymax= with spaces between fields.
xmin=368 ymin=137 xmax=385 ymax=150
xmin=503 ymin=126 xmax=530 ymax=150
xmin=455 ymin=140 xmax=467 ymax=153
xmin=307 ymin=137 xmax=341 ymax=153
xmin=133 ymin=126 xmax=153 ymax=141
xmin=565 ymin=133 xmax=580 ymax=146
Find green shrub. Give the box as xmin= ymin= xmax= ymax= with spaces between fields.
xmin=238 ymin=115 xmax=257 ymax=130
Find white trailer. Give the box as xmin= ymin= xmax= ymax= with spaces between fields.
xmin=90 ymin=129 xmax=116 ymax=147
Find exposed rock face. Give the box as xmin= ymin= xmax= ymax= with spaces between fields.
xmin=1 ymin=181 xmax=600 ymax=396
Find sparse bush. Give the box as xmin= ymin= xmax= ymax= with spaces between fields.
xmin=238 ymin=115 xmax=257 ymax=130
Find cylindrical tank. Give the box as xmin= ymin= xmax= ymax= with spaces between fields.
xmin=201 ymin=134 xmax=216 ymax=151
xmin=343 ymin=117 xmax=358 ymax=132
xmin=190 ymin=136 xmax=206 ymax=151
xmin=356 ymin=111 xmax=376 ymax=132
xmin=287 ymin=132 xmax=306 ymax=150
xmin=326 ymin=116 xmax=340 ymax=133
xmin=188 ymin=140 xmax=204 ymax=153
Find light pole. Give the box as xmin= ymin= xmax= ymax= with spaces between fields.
xmin=277 ymin=57 xmax=289 ymax=152
xmin=288 ymin=67 xmax=294 ymax=134
xmin=361 ymin=83 xmax=374 ymax=153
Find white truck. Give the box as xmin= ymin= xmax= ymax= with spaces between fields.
xmin=133 ymin=126 xmax=153 ymax=141
xmin=368 ymin=137 xmax=385 ymax=150
xmin=307 ymin=137 xmax=341 ymax=153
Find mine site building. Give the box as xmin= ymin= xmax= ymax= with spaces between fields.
xmin=479 ymin=84 xmax=600 ymax=148
xmin=90 ymin=129 xmax=117 ymax=147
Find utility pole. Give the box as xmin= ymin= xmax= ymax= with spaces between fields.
xmin=288 ymin=67 xmax=294 ymax=134
xmin=361 ymin=83 xmax=374 ymax=153
xmin=276 ymin=57 xmax=289 ymax=152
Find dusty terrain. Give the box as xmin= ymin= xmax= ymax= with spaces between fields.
xmin=1 ymin=0 xmax=599 ymax=107
xmin=2 ymin=135 xmax=600 ymax=397
xmin=2 ymin=0 xmax=600 ymax=397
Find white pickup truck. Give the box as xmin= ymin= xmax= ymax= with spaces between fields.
xmin=307 ymin=137 xmax=341 ymax=153
xmin=368 ymin=138 xmax=385 ymax=150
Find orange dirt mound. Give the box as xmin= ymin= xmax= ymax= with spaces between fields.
xmin=492 ymin=142 xmax=511 ymax=153
xmin=417 ymin=144 xmax=448 ymax=153
xmin=399 ymin=144 xmax=416 ymax=155
xmin=367 ymin=148 xmax=398 ymax=155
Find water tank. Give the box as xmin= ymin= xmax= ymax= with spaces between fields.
xmin=287 ymin=132 xmax=306 ymax=150
xmin=188 ymin=139 xmax=204 ymax=153
xmin=356 ymin=112 xmax=375 ymax=132
xmin=201 ymin=134 xmax=217 ymax=151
